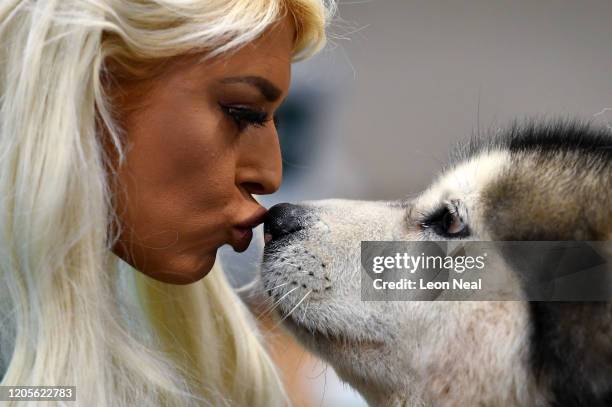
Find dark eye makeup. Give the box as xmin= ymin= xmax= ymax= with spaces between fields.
xmin=420 ymin=202 xmax=470 ymax=238
xmin=219 ymin=104 xmax=279 ymax=132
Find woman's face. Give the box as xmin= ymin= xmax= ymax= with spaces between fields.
xmin=108 ymin=18 xmax=294 ymax=284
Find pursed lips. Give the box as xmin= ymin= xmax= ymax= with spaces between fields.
xmin=230 ymin=207 xmax=268 ymax=252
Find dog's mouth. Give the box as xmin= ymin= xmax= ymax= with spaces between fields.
xmin=281 ymin=311 xmax=385 ymax=350
xmin=261 ymin=238 xmax=300 ymax=265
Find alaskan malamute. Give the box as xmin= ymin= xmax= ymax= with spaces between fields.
xmin=261 ymin=120 xmax=612 ymax=407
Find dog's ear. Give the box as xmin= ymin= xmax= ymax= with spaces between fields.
xmin=529 ymin=302 xmax=612 ymax=407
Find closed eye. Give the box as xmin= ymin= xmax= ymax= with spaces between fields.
xmin=420 ymin=202 xmax=470 ymax=238
xmin=220 ymin=104 xmax=278 ymax=132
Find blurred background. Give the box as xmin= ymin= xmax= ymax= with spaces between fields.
xmin=221 ymin=1 xmax=612 ymax=405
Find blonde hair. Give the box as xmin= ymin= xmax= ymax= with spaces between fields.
xmin=0 ymin=1 xmax=333 ymax=406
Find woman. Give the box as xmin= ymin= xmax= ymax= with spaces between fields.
xmin=0 ymin=1 xmax=334 ymax=406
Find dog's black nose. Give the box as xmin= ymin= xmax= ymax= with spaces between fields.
xmin=264 ymin=203 xmax=310 ymax=242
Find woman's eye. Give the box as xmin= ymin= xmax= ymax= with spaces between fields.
xmin=421 ymin=205 xmax=470 ymax=238
xmin=220 ymin=105 xmax=274 ymax=132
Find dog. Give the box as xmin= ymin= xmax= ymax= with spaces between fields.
xmin=260 ymin=120 xmax=612 ymax=407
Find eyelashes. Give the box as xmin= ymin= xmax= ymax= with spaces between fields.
xmin=220 ymin=104 xmax=279 ymax=132
xmin=419 ymin=201 xmax=470 ymax=238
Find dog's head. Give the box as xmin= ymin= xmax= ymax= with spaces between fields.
xmin=260 ymin=121 xmax=612 ymax=407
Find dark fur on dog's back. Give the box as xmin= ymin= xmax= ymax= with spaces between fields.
xmin=530 ymin=302 xmax=612 ymax=407
xmin=505 ymin=120 xmax=612 ymax=156
xmin=480 ymin=120 xmax=612 ymax=242
xmin=453 ymin=119 xmax=612 ymax=169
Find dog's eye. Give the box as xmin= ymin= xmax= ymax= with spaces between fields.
xmin=421 ymin=205 xmax=470 ymax=238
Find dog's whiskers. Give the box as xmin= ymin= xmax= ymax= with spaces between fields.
xmin=266 ymin=281 xmax=291 ymax=291
xmin=257 ymin=286 xmax=299 ymax=319
xmin=272 ymin=290 xmax=312 ymax=331
xmin=301 ymin=298 xmax=311 ymax=321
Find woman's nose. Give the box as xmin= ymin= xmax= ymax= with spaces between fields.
xmin=236 ymin=128 xmax=283 ymax=195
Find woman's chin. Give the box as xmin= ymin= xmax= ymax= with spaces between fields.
xmin=136 ymin=251 xmax=218 ymax=285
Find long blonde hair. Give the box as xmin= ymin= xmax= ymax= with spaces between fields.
xmin=0 ymin=1 xmax=333 ymax=406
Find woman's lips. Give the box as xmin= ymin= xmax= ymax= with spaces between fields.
xmin=230 ymin=207 xmax=267 ymax=252
xmin=231 ymin=227 xmax=254 ymax=252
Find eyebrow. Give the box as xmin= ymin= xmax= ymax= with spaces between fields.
xmin=219 ymin=76 xmax=282 ymax=102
